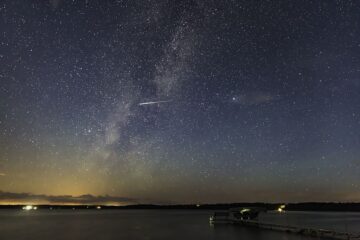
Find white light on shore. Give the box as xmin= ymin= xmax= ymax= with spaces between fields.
xmin=22 ymin=205 xmax=37 ymax=211
xmin=277 ymin=204 xmax=286 ymax=213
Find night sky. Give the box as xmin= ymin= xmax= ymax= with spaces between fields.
xmin=1 ymin=0 xmax=360 ymax=205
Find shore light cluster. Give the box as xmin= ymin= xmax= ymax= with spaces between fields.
xmin=22 ymin=205 xmax=38 ymax=211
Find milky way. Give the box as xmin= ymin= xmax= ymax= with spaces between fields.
xmin=0 ymin=0 xmax=360 ymax=205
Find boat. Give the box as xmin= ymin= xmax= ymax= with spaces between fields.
xmin=209 ymin=207 xmax=265 ymax=224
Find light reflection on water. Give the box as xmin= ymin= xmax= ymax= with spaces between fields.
xmin=0 ymin=210 xmax=359 ymax=240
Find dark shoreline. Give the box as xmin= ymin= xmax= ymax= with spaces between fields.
xmin=1 ymin=202 xmax=360 ymax=212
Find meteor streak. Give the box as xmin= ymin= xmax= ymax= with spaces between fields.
xmin=138 ymin=100 xmax=172 ymax=106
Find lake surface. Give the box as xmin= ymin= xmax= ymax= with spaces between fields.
xmin=0 ymin=209 xmax=359 ymax=240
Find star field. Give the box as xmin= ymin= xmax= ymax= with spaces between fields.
xmin=0 ymin=0 xmax=360 ymax=204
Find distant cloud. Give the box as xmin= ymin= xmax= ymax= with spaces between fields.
xmin=0 ymin=191 xmax=138 ymax=205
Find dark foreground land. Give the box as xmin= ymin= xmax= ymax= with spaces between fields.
xmin=1 ymin=202 xmax=360 ymax=211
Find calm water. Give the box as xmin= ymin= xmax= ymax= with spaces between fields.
xmin=0 ymin=210 xmax=359 ymax=240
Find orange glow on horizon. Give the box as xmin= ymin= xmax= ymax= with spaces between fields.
xmin=0 ymin=201 xmax=128 ymax=206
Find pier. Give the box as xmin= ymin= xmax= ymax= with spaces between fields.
xmin=210 ymin=208 xmax=360 ymax=240
xmin=236 ymin=219 xmax=360 ymax=240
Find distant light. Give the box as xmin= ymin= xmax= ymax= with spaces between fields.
xmin=196 ymin=204 xmax=200 ymax=207
xmin=96 ymin=206 xmax=101 ymax=210
xmin=240 ymin=208 xmax=250 ymax=214
xmin=277 ymin=204 xmax=286 ymax=213
xmin=22 ymin=205 xmax=35 ymax=211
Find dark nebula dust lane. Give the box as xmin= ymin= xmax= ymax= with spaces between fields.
xmin=0 ymin=0 xmax=360 ymax=205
